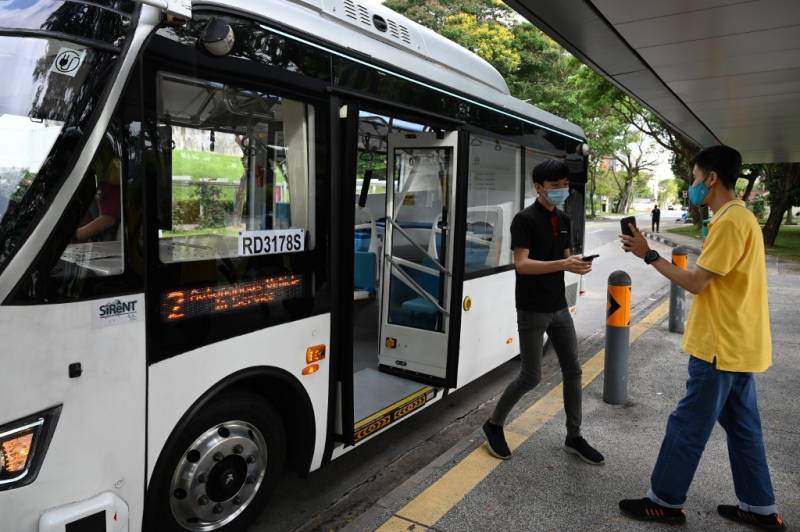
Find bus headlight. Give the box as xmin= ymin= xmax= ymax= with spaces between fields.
xmin=0 ymin=405 xmax=61 ymax=491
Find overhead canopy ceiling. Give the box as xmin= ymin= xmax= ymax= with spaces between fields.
xmin=505 ymin=0 xmax=800 ymax=163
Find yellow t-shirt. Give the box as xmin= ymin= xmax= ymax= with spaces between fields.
xmin=682 ymin=200 xmax=772 ymax=372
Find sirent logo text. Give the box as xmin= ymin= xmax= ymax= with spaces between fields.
xmin=99 ymin=299 xmax=137 ymax=319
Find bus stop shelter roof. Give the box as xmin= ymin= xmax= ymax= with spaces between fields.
xmin=505 ymin=0 xmax=800 ymax=163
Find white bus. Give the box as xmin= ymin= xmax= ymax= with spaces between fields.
xmin=0 ymin=0 xmax=588 ymax=530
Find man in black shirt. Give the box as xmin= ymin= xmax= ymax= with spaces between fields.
xmin=482 ymin=159 xmax=605 ymax=465
xmin=651 ymin=204 xmax=661 ymax=232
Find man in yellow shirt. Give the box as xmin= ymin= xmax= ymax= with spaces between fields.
xmin=618 ymin=146 xmax=785 ymax=530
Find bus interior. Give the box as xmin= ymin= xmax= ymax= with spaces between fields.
xmin=348 ymin=109 xmax=514 ymax=440
xmin=349 ymin=110 xmax=452 ymax=437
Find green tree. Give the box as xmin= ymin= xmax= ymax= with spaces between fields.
xmin=608 ymin=134 xmax=656 ymax=213
xmin=194 ymin=182 xmax=226 ymax=228
xmin=657 ymin=179 xmax=678 ymax=206
xmin=760 ymin=163 xmax=800 ymax=246
xmin=383 ymin=0 xmax=513 ymax=32
xmin=567 ymin=67 xmax=626 ymax=216
xmin=612 ymin=98 xmax=705 ymax=223
xmin=441 ymin=13 xmax=521 ymax=76
xmin=384 ymin=0 xmax=650 ymax=219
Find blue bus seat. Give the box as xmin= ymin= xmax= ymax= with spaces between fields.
xmin=354 ymin=251 xmax=377 ymax=293
xmin=389 ymin=256 xmax=441 ymax=329
xmin=354 ymin=228 xmax=371 ymax=252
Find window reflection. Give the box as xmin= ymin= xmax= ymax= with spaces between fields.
xmin=156 ymin=73 xmax=314 ymax=263
xmin=56 ymin=138 xmax=125 ymax=280
xmin=0 ymin=36 xmax=95 ymax=226
xmin=465 ymin=135 xmax=520 ymax=273
xmin=0 ymin=0 xmax=131 ymax=47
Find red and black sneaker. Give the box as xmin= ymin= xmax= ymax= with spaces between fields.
xmin=619 ymin=498 xmax=687 ymax=525
xmin=717 ymin=505 xmax=787 ymax=531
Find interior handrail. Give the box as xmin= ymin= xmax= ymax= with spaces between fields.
xmin=386 ymin=217 xmax=447 ymax=274
xmin=390 ymin=264 xmax=449 ymax=316
xmin=390 ymin=256 xmax=448 ymax=278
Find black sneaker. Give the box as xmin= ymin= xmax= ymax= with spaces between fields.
xmin=564 ymin=436 xmax=605 ymax=465
xmin=482 ymin=420 xmax=511 ymax=459
xmin=718 ymin=505 xmax=787 ymax=531
xmin=619 ymin=498 xmax=687 ymax=525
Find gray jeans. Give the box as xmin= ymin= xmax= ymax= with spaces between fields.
xmin=490 ymin=308 xmax=583 ymax=438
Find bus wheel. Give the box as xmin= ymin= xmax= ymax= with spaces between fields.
xmin=145 ymin=392 xmax=286 ymax=532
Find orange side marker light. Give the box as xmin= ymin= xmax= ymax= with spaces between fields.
xmin=302 ymin=364 xmax=320 ymax=376
xmin=306 ymin=344 xmax=326 ymax=364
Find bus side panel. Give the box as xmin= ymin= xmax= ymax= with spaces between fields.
xmin=147 ymin=313 xmax=331 ymax=481
xmin=456 ymin=271 xmax=519 ymax=388
xmin=0 ymin=296 xmax=146 ymax=532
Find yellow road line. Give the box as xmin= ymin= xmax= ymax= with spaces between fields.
xmin=376 ymin=301 xmax=669 ymax=531
xmin=377 ymin=515 xmax=431 ymax=531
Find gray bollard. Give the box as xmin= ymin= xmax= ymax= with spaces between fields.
xmin=604 ymin=271 xmax=631 ymax=405
xmin=669 ymin=247 xmax=689 ymax=333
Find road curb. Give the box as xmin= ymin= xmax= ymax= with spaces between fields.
xmin=642 ymin=230 xmax=702 ymax=255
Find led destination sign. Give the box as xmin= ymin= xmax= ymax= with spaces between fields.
xmin=161 ymin=275 xmax=303 ymax=322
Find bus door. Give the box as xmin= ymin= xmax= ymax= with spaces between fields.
xmin=378 ymin=131 xmax=464 ymax=386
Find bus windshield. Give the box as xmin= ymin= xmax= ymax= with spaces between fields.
xmin=0 ymin=33 xmax=118 ymax=279
xmin=0 ymin=36 xmax=96 ymax=220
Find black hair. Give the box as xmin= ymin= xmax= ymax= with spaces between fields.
xmin=690 ymin=145 xmax=742 ymax=189
xmin=532 ymin=159 xmax=569 ymax=186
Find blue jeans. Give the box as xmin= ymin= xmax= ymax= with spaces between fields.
xmin=647 ymin=356 xmax=777 ymax=514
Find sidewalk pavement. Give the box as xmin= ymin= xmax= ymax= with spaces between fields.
xmin=346 ymin=245 xmax=800 ymax=531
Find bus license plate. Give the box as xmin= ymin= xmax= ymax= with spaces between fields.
xmin=238 ymin=229 xmax=305 ymax=257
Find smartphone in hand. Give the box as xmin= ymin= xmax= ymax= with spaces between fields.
xmin=620 ymin=216 xmax=637 ymax=237
xmin=582 ymin=254 xmax=599 ymax=262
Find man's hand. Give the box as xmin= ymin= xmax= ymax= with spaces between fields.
xmin=563 ymin=255 xmax=592 ymax=274
xmin=620 ymin=223 xmax=650 ymax=259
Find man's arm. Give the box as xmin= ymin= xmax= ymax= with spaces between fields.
xmin=513 ymin=247 xmax=590 ymax=275
xmin=648 ymin=257 xmax=716 ymax=295
xmin=621 ymin=223 xmax=716 ymax=295
xmin=76 ymin=215 xmax=117 ymax=242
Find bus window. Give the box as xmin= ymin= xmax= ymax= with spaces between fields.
xmin=524 ymin=148 xmax=568 ymax=207
xmin=465 ymin=135 xmax=520 ymax=274
xmin=156 ymin=73 xmax=313 ymax=264
xmin=53 ymin=138 xmax=125 ymax=282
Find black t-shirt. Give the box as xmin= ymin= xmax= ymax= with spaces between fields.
xmin=510 ymin=201 xmax=572 ymax=312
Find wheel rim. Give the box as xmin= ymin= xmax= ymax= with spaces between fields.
xmin=169 ymin=420 xmax=268 ymax=531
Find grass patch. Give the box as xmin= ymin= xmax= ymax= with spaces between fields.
xmin=668 ymin=225 xmax=800 ymax=258
xmin=768 ymin=225 xmax=800 ymax=258
xmin=668 ymin=225 xmax=702 ymax=239
xmin=173 ymin=150 xmax=244 ymax=181
xmin=162 ymin=227 xmax=240 ymax=238
xmin=172 ymin=150 xmax=288 ymax=184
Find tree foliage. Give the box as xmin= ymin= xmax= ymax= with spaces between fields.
xmin=384 ymin=0 xmax=706 ymax=216
xmin=609 ymin=135 xmax=657 ymax=213
xmin=757 ymin=164 xmax=800 ymax=245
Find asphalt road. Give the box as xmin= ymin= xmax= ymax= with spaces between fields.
xmin=251 ymin=220 xmax=673 ymax=531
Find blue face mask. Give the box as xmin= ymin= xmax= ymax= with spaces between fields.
xmin=545 ymin=187 xmax=570 ymax=206
xmin=688 ymin=180 xmax=710 ymax=207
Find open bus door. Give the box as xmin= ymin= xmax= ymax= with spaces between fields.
xmin=333 ymin=103 xmax=467 ymax=447
xmin=377 ymin=131 xmax=465 ymax=386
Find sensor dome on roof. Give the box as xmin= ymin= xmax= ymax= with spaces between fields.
xmin=201 ymin=18 xmax=235 ymax=56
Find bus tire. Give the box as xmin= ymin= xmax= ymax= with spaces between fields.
xmin=144 ymin=392 xmax=286 ymax=532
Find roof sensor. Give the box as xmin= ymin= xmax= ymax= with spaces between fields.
xmin=201 ymin=18 xmax=235 ymax=56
